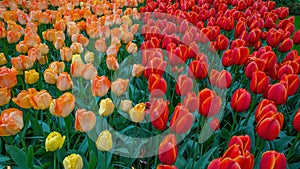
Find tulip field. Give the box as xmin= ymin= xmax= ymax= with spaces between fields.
xmin=1 ymin=0 xmax=300 ymax=168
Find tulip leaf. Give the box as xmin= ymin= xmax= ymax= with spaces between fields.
xmin=174 ymin=155 xmax=187 ymax=169
xmin=0 ymin=156 xmax=10 ymax=163
xmin=26 ymin=145 xmax=34 ymax=168
xmin=88 ymin=151 xmax=97 ymax=169
xmin=194 ymin=146 xmax=218 ymax=169
xmin=5 ymin=145 xmax=28 ymax=168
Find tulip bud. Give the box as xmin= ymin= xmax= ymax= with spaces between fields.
xmin=230 ymin=88 xmax=251 ymax=112
xmin=250 ymin=71 xmax=270 ymax=94
xmin=56 ymin=72 xmax=73 ymax=91
xmin=0 ymin=87 xmax=11 ymax=106
xmin=45 ymin=131 xmax=65 ymax=152
xmin=158 ymin=134 xmax=178 ymax=165
xmin=228 ymin=135 xmax=251 ymax=152
xmin=170 ymin=104 xmax=193 ymax=134
xmin=293 ymin=109 xmax=300 ymax=132
xmin=111 ymin=78 xmax=129 ymax=96
xmin=84 ymin=51 xmax=94 ymax=63
xmin=25 ymin=69 xmax=39 ymax=84
xmin=198 ymin=88 xmax=221 ymax=117
xmin=99 ymin=98 xmax=115 ymax=116
xmin=81 ymin=63 xmax=97 ymax=80
xmin=148 ymin=74 xmax=167 ymax=97
xmin=91 ymin=76 xmax=111 ymax=97
xmin=132 ymin=64 xmax=145 ymax=77
xmin=96 ymin=130 xmax=113 ymax=151
xmin=119 ymin=100 xmax=132 ymax=113
xmin=175 ymin=75 xmax=193 ymax=96
xmin=267 ymin=82 xmax=288 ymax=105
xmin=183 ymin=92 xmax=198 ymax=113
xmin=75 ymin=109 xmax=96 ymax=132
xmin=209 ymin=118 xmax=220 ymax=131
xmin=30 ymin=90 xmax=52 ymax=110
xmin=150 ymin=99 xmax=169 ymax=130
xmin=0 ymin=53 xmax=7 ymax=65
xmin=63 ymin=154 xmax=83 ymax=169
xmin=129 ymin=103 xmax=146 ymax=123
xmin=157 ymin=164 xmax=178 ymax=169
xmin=0 ymin=108 xmax=23 ymax=136
xmin=260 ymin=151 xmax=286 ymax=169
xmin=0 ymin=67 xmax=17 ymax=89
xmin=49 ymin=92 xmax=75 ymax=118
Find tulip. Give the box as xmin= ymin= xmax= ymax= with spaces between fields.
xmin=222 ymin=144 xmax=254 ymax=169
xmin=75 ymin=109 xmax=96 ymax=132
xmin=81 ymin=63 xmax=97 ymax=80
xmin=267 ymin=82 xmax=288 ymax=105
xmin=96 ymin=130 xmax=113 ymax=151
xmin=111 ymin=78 xmax=129 ymax=96
xmin=158 ymin=134 xmax=178 ymax=165
xmin=230 ymin=88 xmax=251 ymax=112
xmin=56 ymin=72 xmax=73 ymax=91
xmin=150 ymin=99 xmax=169 ymax=130
xmin=250 ymin=71 xmax=270 ymax=94
xmin=278 ymin=38 xmax=293 ymax=53
xmin=12 ymin=90 xmax=32 ymax=109
xmin=49 ymin=62 xmax=65 ymax=73
xmin=0 ymin=108 xmax=23 ymax=136
xmin=11 ymin=55 xmax=34 ymax=71
xmin=99 ymin=98 xmax=115 ymax=116
xmin=25 ymin=69 xmax=39 ymax=84
xmin=210 ymin=69 xmax=232 ymax=89
xmin=0 ymin=87 xmax=11 ymax=106
xmin=175 ymin=75 xmax=193 ymax=96
xmin=215 ymin=34 xmax=229 ymax=51
xmin=255 ymin=99 xmax=277 ymax=123
xmin=188 ymin=60 xmax=208 ymax=79
xmin=70 ymin=61 xmax=85 ymax=77
xmin=210 ymin=118 xmax=220 ymax=131
xmin=170 ymin=104 xmax=193 ymax=134
xmin=256 ymin=111 xmax=284 ymax=141
xmin=0 ymin=67 xmax=17 ymax=89
xmin=45 ymin=131 xmax=65 ymax=152
xmin=198 ymin=88 xmax=221 ymax=117
xmin=228 ymin=135 xmax=251 ymax=152
xmin=208 ymin=158 xmax=241 ymax=169
xmin=91 ymin=76 xmax=111 ymax=97
xmin=260 ymin=151 xmax=286 ymax=169
xmin=293 ymin=109 xmax=300 ymax=132
xmin=292 ymin=30 xmax=300 ymax=45
xmin=44 ymin=68 xmax=58 ymax=84
xmin=119 ymin=100 xmax=132 ymax=113
xmin=148 ymin=74 xmax=167 ymax=98
xmin=0 ymin=53 xmax=7 ymax=65
xmin=63 ymin=154 xmax=83 ymax=169
xmin=49 ymin=92 xmax=75 ymax=118
xmin=167 ymin=44 xmax=188 ymax=66
xmin=157 ymin=164 xmax=178 ymax=169
xmin=129 ymin=103 xmax=146 ymax=123
xmin=126 ymin=42 xmax=138 ymax=54
xmin=144 ymin=58 xmax=167 ymax=79
xmin=84 ymin=51 xmax=94 ymax=63
xmin=30 ymin=90 xmax=52 ymax=110
xmin=183 ymin=92 xmax=198 ymax=113
xmin=132 ymin=64 xmax=145 ymax=77
xmin=280 ymin=74 xmax=299 ymax=96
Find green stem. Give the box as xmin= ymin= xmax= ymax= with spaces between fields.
xmin=192 ymin=116 xmax=204 ymax=168
xmin=244 ymin=94 xmax=257 ymax=126
xmin=287 ymin=132 xmax=300 ymax=160
xmin=18 ymin=133 xmax=27 ymax=151
xmin=230 ymin=111 xmax=237 ymax=134
xmin=255 ymin=138 xmax=265 ymax=157
xmin=63 ymin=118 xmax=70 ymax=151
xmin=105 ymin=152 xmax=107 ymax=169
xmin=54 ymin=152 xmax=57 ymax=169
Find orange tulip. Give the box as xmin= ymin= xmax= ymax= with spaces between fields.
xmin=7 ymin=30 xmax=22 ymax=44
xmin=70 ymin=42 xmax=83 ymax=54
xmin=56 ymin=72 xmax=73 ymax=91
xmin=60 ymin=47 xmax=73 ymax=62
xmin=126 ymin=42 xmax=138 ymax=54
xmin=0 ymin=87 xmax=11 ymax=106
xmin=260 ymin=151 xmax=286 ymax=169
xmin=91 ymin=75 xmax=111 ymax=97
xmin=44 ymin=68 xmax=58 ymax=84
xmin=132 ymin=64 xmax=145 ymax=77
xmin=12 ymin=90 xmax=32 ymax=109
xmin=84 ymin=51 xmax=94 ymax=63
xmin=70 ymin=61 xmax=85 ymax=77
xmin=158 ymin=134 xmax=178 ymax=165
xmin=0 ymin=108 xmax=23 ymax=136
xmin=95 ymin=38 xmax=107 ymax=53
xmin=150 ymin=99 xmax=169 ymax=130
xmin=49 ymin=92 xmax=75 ymax=118
xmin=75 ymin=109 xmax=96 ymax=132
xmin=170 ymin=104 xmax=194 ymax=134
xmin=11 ymin=55 xmax=34 ymax=71
xmin=198 ymin=88 xmax=221 ymax=117
xmin=82 ymin=63 xmax=97 ymax=80
xmin=106 ymin=55 xmax=119 ymax=71
xmin=0 ymin=67 xmax=17 ymax=89
xmin=111 ymin=78 xmax=129 ymax=96
xmin=30 ymin=90 xmax=52 ymax=110
xmin=230 ymin=88 xmax=251 ymax=112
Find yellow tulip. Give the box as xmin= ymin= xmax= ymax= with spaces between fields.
xmin=63 ymin=154 xmax=83 ymax=169
xmin=45 ymin=131 xmax=65 ymax=152
xmin=96 ymin=130 xmax=113 ymax=151
xmin=98 ymin=98 xmax=115 ymax=116
xmin=119 ymin=100 xmax=132 ymax=113
xmin=0 ymin=53 xmax=7 ymax=65
xmin=25 ymin=69 xmax=39 ymax=84
xmin=72 ymin=54 xmax=83 ymax=64
xmin=129 ymin=103 xmax=145 ymax=123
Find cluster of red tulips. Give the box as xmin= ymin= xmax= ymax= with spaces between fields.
xmin=0 ymin=0 xmax=300 ymax=168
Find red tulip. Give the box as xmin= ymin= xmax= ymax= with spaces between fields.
xmin=276 ymin=7 xmax=289 ymax=19
xmin=259 ymin=51 xmax=276 ymax=72
xmin=209 ymin=118 xmax=220 ymax=131
xmin=210 ymin=69 xmax=232 ymax=89
xmin=167 ymin=44 xmax=188 ymax=66
xmin=267 ymin=82 xmax=288 ymax=105
xmin=183 ymin=92 xmax=198 ymax=113
xmin=292 ymin=30 xmax=300 ymax=45
xmin=260 ymin=151 xmax=286 ymax=169
xmin=222 ymin=49 xmax=233 ymax=67
xmin=158 ymin=134 xmax=178 ymax=165
xmin=156 ymin=164 xmax=178 ymax=169
xmin=150 ymin=99 xmax=169 ymax=130
xmin=144 ymin=58 xmax=167 ymax=79
xmin=278 ymin=38 xmax=293 ymax=53
xmin=188 ymin=60 xmax=208 ymax=79
xmin=230 ymin=88 xmax=251 ymax=112
xmin=255 ymin=99 xmax=277 ymax=123
xmin=215 ymin=34 xmax=229 ymax=51
xmin=222 ymin=144 xmax=254 ymax=169
xmin=280 ymin=74 xmax=299 ymax=97
xmin=228 ymin=135 xmax=251 ymax=152
xmin=266 ymin=29 xmax=283 ymax=48
xmin=208 ymin=158 xmax=241 ymax=169
xmin=175 ymin=75 xmax=193 ymax=96
xmin=293 ymin=109 xmax=300 ymax=132
xmin=170 ymin=104 xmax=194 ymax=134
xmin=250 ymin=71 xmax=270 ymax=94
xmin=198 ymin=88 xmax=221 ymax=117
xmin=148 ymin=74 xmax=167 ymax=98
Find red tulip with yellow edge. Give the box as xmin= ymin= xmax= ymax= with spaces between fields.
xmin=255 ymin=99 xmax=277 ymax=123
xmin=228 ymin=135 xmax=251 ymax=152
xmin=175 ymin=75 xmax=193 ymax=96
xmin=188 ymin=60 xmax=208 ymax=79
xmin=280 ymin=74 xmax=299 ymax=96
xmin=0 ymin=108 xmax=23 ymax=136
xmin=148 ymin=74 xmax=167 ymax=98
xmin=267 ymin=82 xmax=288 ymax=105
xmin=150 ymin=99 xmax=169 ymax=130
xmin=170 ymin=104 xmax=194 ymax=134
xmin=230 ymin=88 xmax=251 ymax=112
xmin=260 ymin=151 xmax=286 ymax=169
xmin=198 ymin=88 xmax=221 ymax=117
xmin=292 ymin=109 xmax=300 ymax=132
xmin=156 ymin=164 xmax=178 ymax=169
xmin=183 ymin=92 xmax=198 ymax=113
xmin=250 ymin=71 xmax=270 ymax=94
xmin=158 ymin=134 xmax=178 ymax=165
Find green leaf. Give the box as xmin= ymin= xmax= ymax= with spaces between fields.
xmin=0 ymin=156 xmax=10 ymax=163
xmin=5 ymin=145 xmax=28 ymax=168
xmin=26 ymin=145 xmax=34 ymax=168
xmin=194 ymin=146 xmax=218 ymax=169
xmin=88 ymin=151 xmax=97 ymax=169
